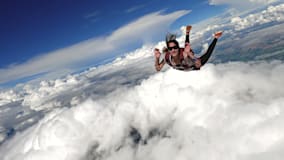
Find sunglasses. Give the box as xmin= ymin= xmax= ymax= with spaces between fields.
xmin=168 ymin=46 xmax=179 ymax=51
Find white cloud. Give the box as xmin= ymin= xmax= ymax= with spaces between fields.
xmin=230 ymin=4 xmax=284 ymax=31
xmin=189 ymin=3 xmax=284 ymax=46
xmin=0 ymin=90 xmax=20 ymax=106
xmin=84 ymin=11 xmax=101 ymax=23
xmin=0 ymin=10 xmax=190 ymax=85
xmin=1 ymin=60 xmax=284 ymax=160
xmin=210 ymin=0 xmax=277 ymax=5
xmin=0 ymin=44 xmax=157 ymax=111
xmin=84 ymin=11 xmax=100 ymax=19
xmin=209 ymin=0 xmax=278 ymax=9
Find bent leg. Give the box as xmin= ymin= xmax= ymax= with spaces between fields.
xmin=185 ymin=25 xmax=191 ymax=46
xmin=200 ymin=38 xmax=218 ymax=66
xmin=185 ymin=34 xmax=190 ymax=44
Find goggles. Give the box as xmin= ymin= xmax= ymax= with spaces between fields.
xmin=168 ymin=46 xmax=179 ymax=51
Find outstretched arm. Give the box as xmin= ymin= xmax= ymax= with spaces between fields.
xmin=154 ymin=48 xmax=166 ymax=71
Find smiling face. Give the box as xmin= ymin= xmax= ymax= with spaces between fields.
xmin=168 ymin=42 xmax=179 ymax=57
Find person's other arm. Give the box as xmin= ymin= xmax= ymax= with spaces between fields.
xmin=154 ymin=48 xmax=166 ymax=71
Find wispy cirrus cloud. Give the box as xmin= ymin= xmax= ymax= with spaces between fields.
xmin=125 ymin=4 xmax=146 ymax=13
xmin=0 ymin=10 xmax=190 ymax=85
xmin=84 ymin=11 xmax=101 ymax=23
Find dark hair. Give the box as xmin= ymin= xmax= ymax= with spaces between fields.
xmin=165 ymin=33 xmax=179 ymax=49
xmin=166 ymin=39 xmax=180 ymax=49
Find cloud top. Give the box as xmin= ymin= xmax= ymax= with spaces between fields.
xmin=1 ymin=61 xmax=284 ymax=160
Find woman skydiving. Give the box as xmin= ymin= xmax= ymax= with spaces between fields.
xmin=154 ymin=25 xmax=223 ymax=71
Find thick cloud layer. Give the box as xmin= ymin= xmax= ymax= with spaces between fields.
xmin=0 ymin=45 xmax=157 ymax=146
xmin=1 ymin=61 xmax=284 ymax=160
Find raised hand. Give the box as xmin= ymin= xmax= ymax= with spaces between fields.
xmin=154 ymin=48 xmax=161 ymax=58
